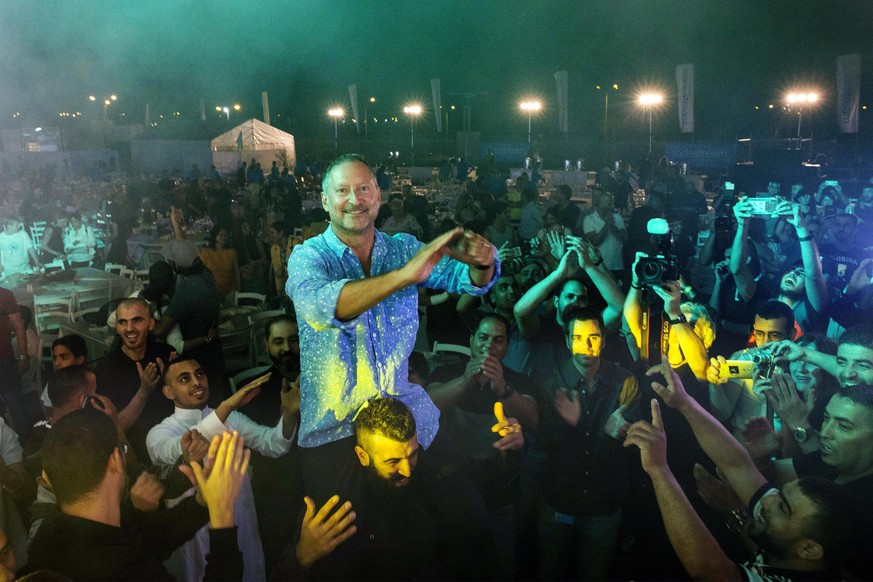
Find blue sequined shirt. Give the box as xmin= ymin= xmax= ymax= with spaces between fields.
xmin=286 ymin=227 xmax=498 ymax=448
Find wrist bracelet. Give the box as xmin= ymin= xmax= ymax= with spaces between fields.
xmin=798 ymin=233 xmax=814 ymax=242
xmin=18 ymin=355 xmax=29 ymax=361
xmin=474 ymin=263 xmax=492 ymax=271
xmin=205 ymin=336 xmax=213 ymax=344
xmin=631 ymin=282 xmax=643 ymax=290
xmin=592 ymin=258 xmax=603 ymax=267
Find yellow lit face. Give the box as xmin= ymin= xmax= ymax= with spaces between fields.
xmin=355 ymin=433 xmax=420 ymax=488
xmin=568 ymin=318 xmax=603 ymax=359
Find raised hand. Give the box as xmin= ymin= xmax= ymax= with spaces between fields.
xmin=705 ymin=355 xmax=728 ymax=385
xmin=129 ymin=470 xmax=166 ymax=512
xmin=136 ymin=360 xmax=162 ymax=391
xmin=604 ymin=403 xmax=631 ymax=440
xmin=179 ymin=431 xmax=251 ymax=529
xmin=546 ymin=231 xmax=566 ymax=262
xmin=296 ymin=495 xmax=357 ymax=570
xmin=845 ymin=258 xmax=873 ymax=296
xmin=224 ymin=372 xmax=272 ymax=411
xmin=693 ymin=464 xmax=746 ymax=517
xmin=402 ymin=228 xmax=468 ymax=285
xmin=554 ymin=388 xmax=581 ymax=427
xmin=742 ymin=417 xmax=780 ymax=464
xmin=442 ymin=229 xmax=496 ymax=269
xmin=491 ymin=401 xmax=521 ymax=437
xmin=646 ymin=355 xmax=691 ymax=409
xmin=181 ymin=429 xmax=211 ymax=465
xmin=764 ymin=374 xmax=808 ymax=431
xmin=623 ymin=399 xmax=669 ymax=476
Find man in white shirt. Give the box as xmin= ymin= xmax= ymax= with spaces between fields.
xmin=582 ymin=191 xmax=627 ymax=277
xmin=0 ymin=217 xmax=39 ymax=278
xmin=147 ymin=357 xmax=299 ymax=582
xmin=62 ymin=213 xmax=96 ymax=266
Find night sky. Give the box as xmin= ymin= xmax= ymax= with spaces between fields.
xmin=1 ymin=0 xmax=871 ymax=141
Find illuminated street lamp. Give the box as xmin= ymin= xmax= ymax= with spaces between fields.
xmin=637 ymin=92 xmax=664 ymax=154
xmin=328 ymin=107 xmax=344 ymax=156
xmin=90 ymin=94 xmax=117 ymax=120
xmin=403 ymin=103 xmax=423 ymax=167
xmin=519 ymin=100 xmax=542 ymax=144
xmin=786 ymin=91 xmax=819 ymax=138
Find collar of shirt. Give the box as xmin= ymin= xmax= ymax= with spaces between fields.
xmin=323 ymin=225 xmax=388 ymax=272
xmin=173 ymin=406 xmax=211 ymax=421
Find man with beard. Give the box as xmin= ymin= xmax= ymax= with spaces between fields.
xmin=273 ymin=397 xmax=510 ymax=581
xmin=755 ymin=385 xmax=873 ymax=578
xmin=243 ymin=314 xmax=304 ymax=572
xmin=427 ymin=313 xmax=532 ymax=579
xmin=533 ymin=306 xmax=640 ymax=581
xmin=626 ymin=356 xmax=852 ymax=581
xmin=515 ymin=238 xmax=626 ymax=378
xmin=147 ymin=357 xmax=298 ymax=582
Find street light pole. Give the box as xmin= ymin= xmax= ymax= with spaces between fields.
xmin=519 ymin=100 xmax=542 ymax=144
xmin=403 ymin=104 xmax=422 ymax=168
xmin=638 ymin=93 xmax=663 ymax=155
xmin=328 ymin=107 xmax=344 ymax=157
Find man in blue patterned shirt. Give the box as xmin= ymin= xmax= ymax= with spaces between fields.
xmin=287 ymin=154 xmax=498 ymax=499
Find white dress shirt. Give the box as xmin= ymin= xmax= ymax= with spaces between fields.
xmin=147 ymin=406 xmax=294 ymax=582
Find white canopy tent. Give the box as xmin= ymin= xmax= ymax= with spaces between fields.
xmin=211 ymin=118 xmax=296 ymax=176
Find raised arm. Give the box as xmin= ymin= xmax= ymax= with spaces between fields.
xmin=780 ymin=201 xmax=828 ymax=314
xmin=648 ymin=356 xmax=768 ymax=504
xmin=569 ymin=237 xmax=625 ymax=331
xmin=513 ymin=249 xmax=576 ymax=339
xmin=728 ymin=198 xmax=757 ymax=302
xmin=624 ymin=398 xmax=742 ymax=582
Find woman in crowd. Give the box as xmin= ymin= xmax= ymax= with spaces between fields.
xmin=199 ymin=224 xmax=240 ymax=303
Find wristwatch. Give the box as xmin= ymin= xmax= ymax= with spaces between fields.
xmin=792 ymin=425 xmax=814 ymax=444
xmin=665 ymin=313 xmax=687 ymax=325
xmin=499 ymin=384 xmax=515 ymax=399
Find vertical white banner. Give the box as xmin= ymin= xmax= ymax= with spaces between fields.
xmin=262 ymin=91 xmax=271 ymax=125
xmin=348 ymin=85 xmax=360 ymax=134
xmin=554 ymin=70 xmax=568 ymax=134
xmin=675 ymin=63 xmax=694 ymax=133
xmin=836 ymin=54 xmax=860 ymax=134
xmin=199 ymin=98 xmax=206 ymax=121
xmin=144 ymin=102 xmax=150 ymax=125
xmin=431 ymin=78 xmax=442 ymax=133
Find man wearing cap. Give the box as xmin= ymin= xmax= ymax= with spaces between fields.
xmin=153 ymin=237 xmax=224 ymax=403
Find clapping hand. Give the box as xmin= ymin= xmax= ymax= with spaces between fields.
xmin=296 ymin=495 xmax=357 ymax=570
xmin=491 ymin=402 xmax=524 ymax=451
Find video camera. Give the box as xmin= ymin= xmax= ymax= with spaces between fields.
xmin=635 ymin=218 xmax=680 ymax=286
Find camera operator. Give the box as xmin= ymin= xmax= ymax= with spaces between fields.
xmin=706 ymin=301 xmax=795 ymax=443
xmin=624 ymin=253 xmax=712 ymax=381
xmin=730 ymin=198 xmax=829 ymax=335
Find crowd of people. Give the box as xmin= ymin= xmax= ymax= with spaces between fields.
xmin=0 ymin=151 xmax=872 ymax=581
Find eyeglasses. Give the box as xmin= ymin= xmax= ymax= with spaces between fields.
xmin=753 ymin=329 xmax=786 ymax=342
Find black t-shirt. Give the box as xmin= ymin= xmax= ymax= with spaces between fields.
xmin=95 ymin=339 xmax=175 ymax=462
xmin=819 ymin=242 xmax=873 ymax=292
xmin=427 ymin=361 xmax=534 ymax=508
xmin=793 ymin=452 xmax=873 ymax=578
